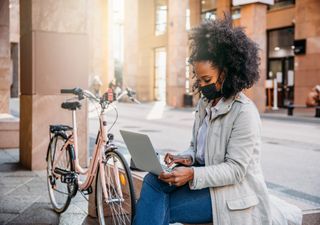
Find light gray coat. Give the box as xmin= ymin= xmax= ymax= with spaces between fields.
xmin=180 ymin=92 xmax=272 ymax=225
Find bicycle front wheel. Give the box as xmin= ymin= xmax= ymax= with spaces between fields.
xmin=96 ymin=150 xmax=136 ymax=225
xmin=47 ymin=135 xmax=73 ymax=213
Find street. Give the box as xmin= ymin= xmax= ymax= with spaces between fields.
xmin=88 ymin=101 xmax=320 ymax=210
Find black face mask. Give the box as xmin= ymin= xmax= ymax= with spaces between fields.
xmin=200 ymin=83 xmax=222 ymax=100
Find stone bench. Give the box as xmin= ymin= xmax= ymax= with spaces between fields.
xmin=88 ymin=170 xmax=320 ymax=225
xmin=0 ymin=114 xmax=19 ymax=149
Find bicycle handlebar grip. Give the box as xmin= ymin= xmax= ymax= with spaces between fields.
xmin=126 ymin=88 xmax=136 ymax=97
xmin=60 ymin=88 xmax=82 ymax=95
xmin=60 ymin=88 xmax=76 ymax=94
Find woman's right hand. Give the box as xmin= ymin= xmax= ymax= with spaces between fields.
xmin=164 ymin=153 xmax=192 ymax=167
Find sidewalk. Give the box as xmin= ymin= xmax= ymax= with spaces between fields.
xmin=0 ymin=149 xmax=98 ymax=225
xmin=261 ymin=108 xmax=320 ymax=124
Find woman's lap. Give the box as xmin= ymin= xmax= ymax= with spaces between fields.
xmin=169 ymin=183 xmax=212 ymax=223
xmin=139 ymin=173 xmax=212 ymax=224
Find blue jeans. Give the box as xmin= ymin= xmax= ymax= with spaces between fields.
xmin=133 ymin=173 xmax=213 ymax=225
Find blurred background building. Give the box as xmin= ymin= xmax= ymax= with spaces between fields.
xmin=121 ymin=0 xmax=320 ymax=112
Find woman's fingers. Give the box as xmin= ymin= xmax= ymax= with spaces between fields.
xmin=164 ymin=153 xmax=192 ymax=167
xmin=158 ymin=169 xmax=191 ymax=187
xmin=164 ymin=153 xmax=172 ymax=165
xmin=158 ymin=171 xmax=175 ymax=183
xmin=159 ymin=171 xmax=174 ymax=179
xmin=169 ymin=156 xmax=192 ymax=167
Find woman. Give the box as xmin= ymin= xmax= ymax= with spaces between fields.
xmin=133 ymin=17 xmax=271 ymax=225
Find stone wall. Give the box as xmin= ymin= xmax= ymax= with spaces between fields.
xmin=294 ymin=0 xmax=320 ymax=105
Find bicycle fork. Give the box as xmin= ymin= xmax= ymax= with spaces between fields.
xmin=99 ymin=157 xmax=124 ymax=204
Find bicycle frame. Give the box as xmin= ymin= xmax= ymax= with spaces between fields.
xmin=51 ymin=104 xmax=123 ymax=201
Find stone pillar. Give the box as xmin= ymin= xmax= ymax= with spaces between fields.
xmin=123 ymin=0 xmax=139 ymax=94
xmin=217 ymin=0 xmax=231 ymax=18
xmin=240 ymin=3 xmax=267 ymax=112
xmin=19 ymin=0 xmax=89 ymax=170
xmin=167 ymin=0 xmax=189 ymax=107
xmin=0 ymin=0 xmax=10 ymax=113
xmin=9 ymin=0 xmax=20 ymax=98
xmin=87 ymin=0 xmax=114 ymax=94
xmin=190 ymin=0 xmax=201 ymax=28
xmin=294 ymin=0 xmax=320 ymax=105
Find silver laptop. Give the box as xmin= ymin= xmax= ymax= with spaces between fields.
xmin=120 ymin=130 xmax=172 ymax=175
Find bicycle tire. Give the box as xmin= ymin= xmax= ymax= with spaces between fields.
xmin=96 ymin=149 xmax=136 ymax=225
xmin=46 ymin=134 xmax=74 ymax=213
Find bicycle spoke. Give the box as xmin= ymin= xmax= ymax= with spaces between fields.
xmin=47 ymin=135 xmax=73 ymax=213
xmin=97 ymin=151 xmax=135 ymax=225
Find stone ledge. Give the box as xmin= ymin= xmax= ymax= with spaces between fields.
xmin=131 ymin=171 xmax=320 ymax=225
xmin=0 ymin=113 xmax=19 ymax=149
xmin=87 ymin=170 xmax=320 ymax=225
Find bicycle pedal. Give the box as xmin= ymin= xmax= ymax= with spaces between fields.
xmin=49 ymin=175 xmax=56 ymax=186
xmin=61 ymin=172 xmax=77 ymax=184
xmin=82 ymin=186 xmax=93 ymax=195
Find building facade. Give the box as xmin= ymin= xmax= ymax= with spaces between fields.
xmin=123 ymin=0 xmax=320 ymax=112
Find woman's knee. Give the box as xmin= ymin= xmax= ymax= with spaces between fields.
xmin=144 ymin=173 xmax=158 ymax=185
xmin=143 ymin=173 xmax=171 ymax=193
xmin=142 ymin=173 xmax=162 ymax=190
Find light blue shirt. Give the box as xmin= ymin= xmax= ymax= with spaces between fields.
xmin=196 ymin=105 xmax=213 ymax=165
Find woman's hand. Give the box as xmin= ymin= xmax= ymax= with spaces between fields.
xmin=159 ymin=167 xmax=194 ymax=187
xmin=164 ymin=153 xmax=192 ymax=167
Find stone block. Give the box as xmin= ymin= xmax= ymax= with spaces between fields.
xmin=33 ymin=31 xmax=88 ymax=95
xmin=0 ymin=0 xmax=9 ymax=26
xmin=31 ymin=0 xmax=87 ymax=34
xmin=20 ymin=94 xmax=88 ymax=170
xmin=0 ymin=114 xmax=19 ymax=148
xmin=0 ymin=90 xmax=10 ymax=113
xmin=267 ymin=6 xmax=295 ymax=30
xmin=307 ymin=37 xmax=320 ymax=54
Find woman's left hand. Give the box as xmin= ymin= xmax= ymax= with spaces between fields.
xmin=159 ymin=167 xmax=194 ymax=187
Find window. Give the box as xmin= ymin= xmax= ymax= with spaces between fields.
xmin=186 ymin=8 xmax=191 ymax=31
xmin=268 ymin=27 xmax=294 ymax=58
xmin=154 ymin=48 xmax=166 ymax=101
xmin=201 ymin=0 xmax=217 ymax=21
xmin=113 ymin=0 xmax=124 ymax=61
xmin=201 ymin=10 xmax=217 ymax=21
xmin=231 ymin=6 xmax=241 ymax=20
xmin=155 ymin=0 xmax=167 ymax=36
xmin=268 ymin=0 xmax=295 ymax=10
xmin=267 ymin=27 xmax=295 ymax=108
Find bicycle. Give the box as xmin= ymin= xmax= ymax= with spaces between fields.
xmin=46 ymin=87 xmax=138 ymax=225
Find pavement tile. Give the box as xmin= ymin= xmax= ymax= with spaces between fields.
xmin=0 ymin=176 xmax=33 ymax=187
xmin=0 ymin=192 xmax=41 ymax=214
xmin=0 ymin=212 xmax=19 ymax=225
xmin=6 ymin=202 xmax=59 ymax=225
xmin=4 ymin=149 xmax=19 ymax=159
xmin=0 ymin=150 xmax=19 ymax=164
xmin=0 ymin=162 xmax=31 ymax=175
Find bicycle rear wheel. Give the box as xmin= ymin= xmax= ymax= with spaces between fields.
xmin=96 ymin=150 xmax=136 ymax=225
xmin=46 ymin=135 xmax=73 ymax=213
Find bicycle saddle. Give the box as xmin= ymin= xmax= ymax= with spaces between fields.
xmin=50 ymin=124 xmax=73 ymax=133
xmin=61 ymin=101 xmax=81 ymax=110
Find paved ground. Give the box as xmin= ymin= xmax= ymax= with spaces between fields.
xmin=89 ymin=102 xmax=320 ymax=210
xmin=0 ymin=149 xmax=98 ymax=225
xmin=1 ymin=99 xmax=319 ymax=224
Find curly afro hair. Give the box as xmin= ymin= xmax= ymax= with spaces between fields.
xmin=189 ymin=16 xmax=260 ymax=99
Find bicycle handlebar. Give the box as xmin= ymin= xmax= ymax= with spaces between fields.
xmin=61 ymin=87 xmax=139 ymax=105
xmin=60 ymin=88 xmax=80 ymax=95
xmin=60 ymin=88 xmax=84 ymax=100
